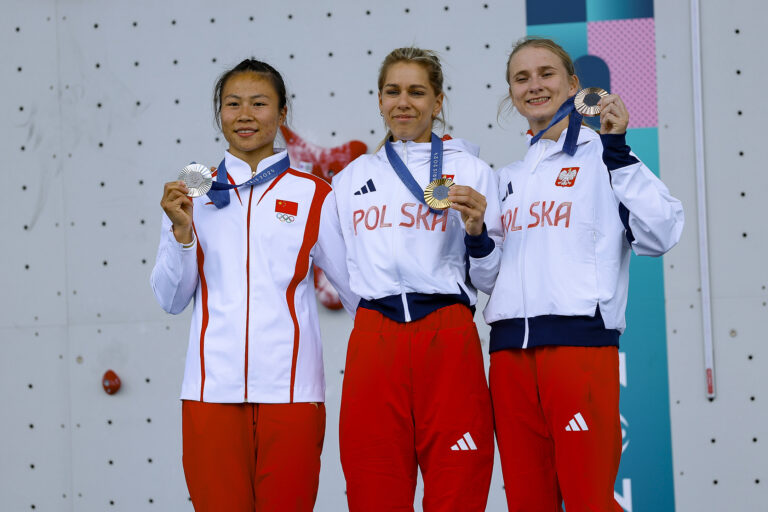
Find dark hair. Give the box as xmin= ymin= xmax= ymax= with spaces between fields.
xmin=213 ymin=58 xmax=287 ymax=130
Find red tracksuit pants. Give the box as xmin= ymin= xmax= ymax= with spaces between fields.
xmin=339 ymin=304 xmax=494 ymax=512
xmin=182 ymin=401 xmax=325 ymax=512
xmin=490 ymin=345 xmax=623 ymax=512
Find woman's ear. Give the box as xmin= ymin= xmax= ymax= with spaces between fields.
xmin=432 ymin=92 xmax=445 ymax=119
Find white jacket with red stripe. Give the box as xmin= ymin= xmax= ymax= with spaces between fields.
xmin=332 ymin=137 xmax=502 ymax=321
xmin=150 ymin=150 xmax=358 ymax=403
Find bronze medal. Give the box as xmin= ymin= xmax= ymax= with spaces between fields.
xmin=574 ymin=87 xmax=609 ymax=117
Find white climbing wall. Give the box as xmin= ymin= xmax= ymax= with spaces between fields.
xmin=1 ymin=0 xmax=765 ymax=511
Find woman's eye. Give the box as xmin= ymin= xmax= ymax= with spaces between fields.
xmin=226 ymin=102 xmax=239 ymax=107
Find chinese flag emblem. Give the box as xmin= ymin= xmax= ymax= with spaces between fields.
xmin=275 ymin=199 xmax=298 ymax=215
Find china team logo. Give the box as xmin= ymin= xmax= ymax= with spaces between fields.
xmin=275 ymin=199 xmax=298 ymax=223
xmin=555 ymin=167 xmax=579 ymax=187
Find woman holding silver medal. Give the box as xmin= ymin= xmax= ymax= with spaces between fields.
xmin=150 ymin=58 xmax=358 ymax=511
xmin=332 ymin=47 xmax=502 ymax=511
xmin=484 ymin=38 xmax=684 ymax=511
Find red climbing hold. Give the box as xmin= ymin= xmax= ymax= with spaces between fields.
xmin=102 ymin=370 xmax=121 ymax=395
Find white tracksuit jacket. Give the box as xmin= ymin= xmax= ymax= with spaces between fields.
xmin=483 ymin=127 xmax=684 ymax=350
xmin=332 ymin=137 xmax=502 ymax=322
xmin=151 ymin=150 xmax=358 ymax=403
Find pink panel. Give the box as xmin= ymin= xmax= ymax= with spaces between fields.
xmin=587 ymin=18 xmax=657 ymax=128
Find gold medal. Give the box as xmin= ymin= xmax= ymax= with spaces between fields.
xmin=574 ymin=87 xmax=608 ymax=117
xmin=424 ymin=178 xmax=454 ymax=210
xmin=178 ymin=163 xmax=213 ymax=198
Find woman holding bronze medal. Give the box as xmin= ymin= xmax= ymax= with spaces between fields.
xmin=332 ymin=47 xmax=502 ymax=511
xmin=150 ymin=58 xmax=358 ymax=511
xmin=484 ymin=38 xmax=684 ymax=511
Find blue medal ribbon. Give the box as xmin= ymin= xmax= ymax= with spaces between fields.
xmin=385 ymin=133 xmax=444 ymax=215
xmin=529 ymin=95 xmax=582 ymax=156
xmin=206 ymin=153 xmax=291 ymax=208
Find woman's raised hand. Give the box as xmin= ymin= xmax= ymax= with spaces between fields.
xmin=598 ymin=94 xmax=630 ymax=135
xmin=160 ymin=181 xmax=194 ymax=244
xmin=448 ymin=185 xmax=486 ymax=236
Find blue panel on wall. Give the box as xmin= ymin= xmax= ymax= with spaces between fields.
xmin=526 ymin=22 xmax=588 ymax=60
xmin=625 ymin=127 xmax=659 ymax=175
xmin=574 ymin=55 xmax=610 ymax=129
xmin=619 ymin=259 xmax=675 ymax=511
xmin=586 ymin=0 xmax=654 ymax=22
xmin=526 ymin=0 xmax=586 ymax=25
xmin=574 ymin=54 xmax=611 ymax=91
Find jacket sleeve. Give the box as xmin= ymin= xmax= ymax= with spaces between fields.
xmin=464 ymin=162 xmax=503 ymax=294
xmin=312 ymin=189 xmax=360 ymax=316
xmin=149 ymin=214 xmax=199 ymax=314
xmin=601 ymin=133 xmax=684 ymax=257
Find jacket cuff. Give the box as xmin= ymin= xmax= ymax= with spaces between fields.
xmin=464 ymin=224 xmax=495 ymax=258
xmin=601 ymin=133 xmax=639 ymax=171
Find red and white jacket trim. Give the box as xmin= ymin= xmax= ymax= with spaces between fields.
xmin=151 ymin=150 xmax=358 ymax=403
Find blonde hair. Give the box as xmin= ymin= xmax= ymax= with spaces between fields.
xmin=498 ymin=37 xmax=579 ymax=122
xmin=376 ymin=47 xmax=446 ymax=150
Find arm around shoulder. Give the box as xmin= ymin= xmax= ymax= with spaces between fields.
xmin=465 ymin=161 xmax=503 ymax=294
xmin=313 ymin=189 xmax=360 ymax=316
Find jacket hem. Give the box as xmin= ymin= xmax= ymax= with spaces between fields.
xmin=489 ymin=309 xmax=620 ymax=352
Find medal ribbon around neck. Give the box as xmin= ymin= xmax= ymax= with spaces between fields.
xmin=528 ymin=95 xmax=582 ymax=156
xmin=206 ymin=153 xmax=291 ymax=208
xmin=385 ymin=132 xmax=445 ymax=215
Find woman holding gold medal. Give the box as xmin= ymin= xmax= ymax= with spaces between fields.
xmin=332 ymin=47 xmax=502 ymax=511
xmin=484 ymin=38 xmax=684 ymax=511
xmin=150 ymin=58 xmax=358 ymax=511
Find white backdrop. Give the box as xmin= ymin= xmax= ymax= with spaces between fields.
xmin=1 ymin=0 xmax=765 ymax=511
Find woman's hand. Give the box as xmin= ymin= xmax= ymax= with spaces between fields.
xmin=160 ymin=181 xmax=194 ymax=244
xmin=598 ymin=94 xmax=629 ymax=135
xmin=448 ymin=185 xmax=486 ymax=236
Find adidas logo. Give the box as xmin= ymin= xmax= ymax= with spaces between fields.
xmin=501 ymin=181 xmax=513 ymax=201
xmin=565 ymin=412 xmax=589 ymax=432
xmin=450 ymin=432 xmax=477 ymax=451
xmin=354 ymin=178 xmax=377 ymax=195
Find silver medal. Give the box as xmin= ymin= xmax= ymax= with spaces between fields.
xmin=178 ymin=163 xmax=213 ymax=198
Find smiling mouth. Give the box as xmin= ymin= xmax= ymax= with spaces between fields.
xmin=235 ymin=129 xmax=258 ymax=136
xmin=527 ymin=97 xmax=550 ymax=105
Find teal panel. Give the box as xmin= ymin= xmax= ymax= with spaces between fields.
xmin=626 ymin=127 xmax=659 ymax=175
xmin=526 ymin=22 xmax=588 ymax=60
xmin=617 ymin=255 xmax=674 ymax=511
xmin=586 ymin=0 xmax=654 ymax=21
